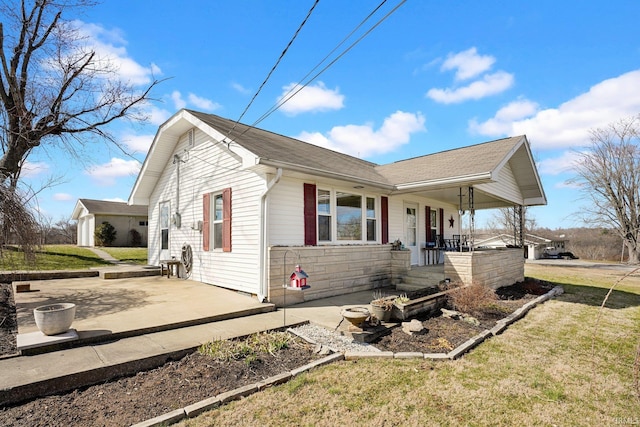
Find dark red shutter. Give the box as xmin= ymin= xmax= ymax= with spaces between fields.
xmin=202 ymin=193 xmax=210 ymax=251
xmin=303 ymin=183 xmax=317 ymax=246
xmin=425 ymin=205 xmax=431 ymax=243
xmin=222 ymin=187 xmax=232 ymax=252
xmin=438 ymin=208 xmax=444 ymax=244
xmin=381 ymin=196 xmax=389 ymax=244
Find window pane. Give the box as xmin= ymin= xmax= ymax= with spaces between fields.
xmin=160 ymin=204 xmax=169 ymax=228
xmin=337 ymin=192 xmax=361 ymax=240
xmin=161 ymin=229 xmax=169 ymax=250
xmin=214 ymin=195 xmax=223 ymax=221
xmin=367 ymin=219 xmax=376 ymax=241
xmin=318 ymin=215 xmax=331 ymax=241
xmin=214 ymin=223 xmax=223 ymax=249
xmin=318 ymin=190 xmax=331 ymax=215
xmin=366 ymin=197 xmax=375 ymax=218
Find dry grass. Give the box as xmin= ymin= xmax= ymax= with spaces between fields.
xmin=177 ymin=263 xmax=640 ymax=427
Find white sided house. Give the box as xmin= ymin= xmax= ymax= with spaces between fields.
xmin=72 ymin=199 xmax=149 ymax=247
xmin=129 ymin=109 xmax=546 ymax=305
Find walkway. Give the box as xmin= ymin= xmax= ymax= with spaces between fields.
xmin=1 ymin=273 xmax=375 ymax=406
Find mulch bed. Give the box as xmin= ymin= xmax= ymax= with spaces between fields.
xmin=0 ymin=283 xmax=18 ymax=358
xmin=0 ymin=336 xmax=319 ymax=426
xmin=0 ymin=278 xmax=555 ymax=426
xmin=373 ymin=278 xmax=554 ymax=353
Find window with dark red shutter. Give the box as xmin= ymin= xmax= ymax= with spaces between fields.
xmin=202 ymin=193 xmax=210 ymax=251
xmin=381 ymin=196 xmax=389 ymax=244
xmin=303 ymin=183 xmax=317 ymax=246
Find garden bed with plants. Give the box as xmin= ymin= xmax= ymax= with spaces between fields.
xmin=0 ymin=278 xmax=555 ymax=426
xmin=373 ymin=278 xmax=555 ymax=353
xmin=0 ymin=331 xmax=321 ymax=426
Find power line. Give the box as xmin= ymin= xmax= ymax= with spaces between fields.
xmin=250 ymin=0 xmax=391 ymax=129
xmin=235 ymin=0 xmax=407 ymax=140
xmin=223 ymin=0 xmax=320 ymax=143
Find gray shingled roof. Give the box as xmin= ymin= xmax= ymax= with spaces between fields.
xmin=189 ymin=110 xmax=523 ymax=187
xmin=375 ymin=136 xmax=523 ymax=185
xmin=187 ymin=110 xmax=392 ymax=186
xmin=78 ymin=199 xmax=148 ymax=216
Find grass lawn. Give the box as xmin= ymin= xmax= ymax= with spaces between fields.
xmin=0 ymin=245 xmax=110 ymax=270
xmin=97 ymin=247 xmax=148 ymax=265
xmin=178 ymin=263 xmax=640 ymax=426
xmin=0 ymin=245 xmax=148 ymax=270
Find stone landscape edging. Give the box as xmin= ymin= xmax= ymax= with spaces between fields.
xmin=132 ymin=285 xmax=564 ymax=427
xmin=130 ymin=352 xmax=345 ymax=427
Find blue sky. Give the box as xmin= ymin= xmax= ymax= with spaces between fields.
xmin=22 ymin=0 xmax=640 ymax=229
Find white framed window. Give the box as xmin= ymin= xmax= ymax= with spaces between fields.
xmin=318 ymin=189 xmax=331 ymax=242
xmin=212 ymin=193 xmax=223 ymax=249
xmin=316 ymin=189 xmax=378 ymax=243
xmin=160 ymin=202 xmax=170 ymax=250
xmin=366 ymin=197 xmax=376 ymax=241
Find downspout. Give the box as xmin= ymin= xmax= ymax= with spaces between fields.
xmin=258 ymin=168 xmax=283 ymax=302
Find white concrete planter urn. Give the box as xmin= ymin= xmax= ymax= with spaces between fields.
xmin=34 ymin=303 xmax=76 ymax=336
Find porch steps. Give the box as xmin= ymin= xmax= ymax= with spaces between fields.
xmin=396 ymin=265 xmax=445 ymax=292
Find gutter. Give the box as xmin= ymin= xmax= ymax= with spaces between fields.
xmin=393 ymin=172 xmax=493 ymax=192
xmin=258 ymin=168 xmax=283 ymax=302
xmin=257 ymin=158 xmax=395 ymax=191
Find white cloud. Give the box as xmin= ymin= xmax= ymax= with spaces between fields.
xmin=278 ymin=81 xmax=345 ymax=115
xmin=426 ymin=47 xmax=513 ymax=104
xmin=121 ymin=133 xmax=155 ymax=154
xmin=171 ymin=91 xmax=187 ymax=110
xmin=20 ymin=161 xmax=49 ymax=178
xmin=53 ymin=193 xmax=74 ymax=201
xmin=441 ymin=47 xmax=496 ymax=81
xmin=170 ymin=91 xmax=220 ymax=112
xmin=74 ymin=21 xmax=161 ymax=86
xmin=85 ymin=158 xmax=141 ymax=186
xmin=231 ymin=82 xmax=251 ymax=95
xmin=146 ymin=106 xmax=172 ymax=126
xmin=468 ymin=70 xmax=640 ymax=149
xmin=537 ymin=151 xmax=583 ymax=176
xmin=469 ymin=99 xmax=539 ymax=135
xmin=187 ymin=93 xmax=221 ymax=111
xmin=104 ymin=197 xmax=127 ymax=203
xmin=297 ymin=111 xmax=426 ymax=157
xmin=427 ymin=71 xmax=514 ymax=104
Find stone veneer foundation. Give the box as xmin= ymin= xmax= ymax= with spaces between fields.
xmin=444 ymin=248 xmax=524 ymax=289
xmin=268 ymin=245 xmax=411 ymax=307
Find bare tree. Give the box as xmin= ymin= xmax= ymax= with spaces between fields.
xmin=571 ymin=114 xmax=640 ymax=264
xmin=487 ymin=206 xmax=537 ymax=237
xmin=0 ymin=0 xmax=160 ymax=186
xmin=0 ymin=0 xmax=160 ymax=254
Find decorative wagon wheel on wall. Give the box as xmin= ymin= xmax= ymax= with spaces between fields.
xmin=181 ymin=243 xmax=193 ymax=278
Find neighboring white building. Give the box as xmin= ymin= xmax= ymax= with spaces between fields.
xmin=128 ymin=109 xmax=546 ymax=304
xmin=72 ymin=199 xmax=148 ymax=247
xmin=475 ymin=233 xmax=568 ymax=259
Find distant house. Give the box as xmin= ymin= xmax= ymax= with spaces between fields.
xmin=71 ymin=199 xmax=148 ymax=247
xmin=475 ymin=233 xmax=568 ymax=259
xmin=128 ymin=109 xmax=546 ymax=304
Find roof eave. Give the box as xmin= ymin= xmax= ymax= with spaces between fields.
xmin=393 ymin=172 xmax=493 ymax=192
xmin=257 ymin=158 xmax=395 ymax=191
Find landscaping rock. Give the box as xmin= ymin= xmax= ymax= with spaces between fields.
xmin=441 ymin=308 xmax=461 ymax=319
xmin=402 ymin=319 xmax=425 ymax=335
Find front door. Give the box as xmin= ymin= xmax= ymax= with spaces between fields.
xmin=404 ymin=203 xmax=419 ymax=265
xmin=159 ymin=201 xmax=170 ymax=261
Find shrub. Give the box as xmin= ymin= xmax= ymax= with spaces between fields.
xmin=447 ymin=283 xmax=498 ymax=317
xmin=129 ymin=229 xmax=142 ymax=246
xmin=94 ymin=222 xmax=117 ymax=246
